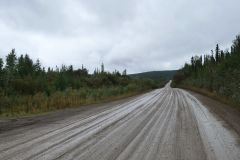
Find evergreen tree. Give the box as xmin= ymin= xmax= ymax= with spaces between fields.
xmin=68 ymin=65 xmax=73 ymax=73
xmin=210 ymin=50 xmax=215 ymax=64
xmin=122 ymin=69 xmax=127 ymax=76
xmin=34 ymin=59 xmax=42 ymax=74
xmin=0 ymin=58 xmax=4 ymax=88
xmin=47 ymin=67 xmax=51 ymax=73
xmin=215 ymin=44 xmax=220 ymax=62
xmin=0 ymin=58 xmax=3 ymax=73
xmin=6 ymin=49 xmax=17 ymax=74
xmin=220 ymin=50 xmax=225 ymax=61
xmin=16 ymin=54 xmax=34 ymax=76
xmin=17 ymin=54 xmax=25 ymax=77
xmin=24 ymin=54 xmax=34 ymax=75
xmin=101 ymin=63 xmax=104 ymax=73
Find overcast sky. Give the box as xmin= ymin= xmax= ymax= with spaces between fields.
xmin=0 ymin=0 xmax=240 ymax=73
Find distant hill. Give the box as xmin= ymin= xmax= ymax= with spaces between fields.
xmin=130 ymin=70 xmax=177 ymax=80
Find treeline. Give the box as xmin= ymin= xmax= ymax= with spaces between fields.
xmin=173 ymin=35 xmax=240 ymax=106
xmin=0 ymin=49 xmax=165 ymax=116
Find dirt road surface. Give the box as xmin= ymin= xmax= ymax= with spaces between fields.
xmin=1 ymin=82 xmax=240 ymax=160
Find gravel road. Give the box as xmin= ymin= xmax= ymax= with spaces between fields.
xmin=0 ymin=82 xmax=240 ymax=160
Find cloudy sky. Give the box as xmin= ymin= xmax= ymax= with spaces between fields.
xmin=0 ymin=0 xmax=239 ymax=73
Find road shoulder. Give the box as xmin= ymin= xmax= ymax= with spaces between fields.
xmin=186 ymin=90 xmax=240 ymax=135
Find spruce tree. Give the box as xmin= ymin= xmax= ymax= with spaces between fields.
xmin=6 ymin=49 xmax=17 ymax=74
xmin=0 ymin=58 xmax=3 ymax=72
xmin=122 ymin=69 xmax=127 ymax=76
xmin=34 ymin=59 xmax=42 ymax=74
xmin=101 ymin=63 xmax=104 ymax=73
xmin=215 ymin=44 xmax=220 ymax=63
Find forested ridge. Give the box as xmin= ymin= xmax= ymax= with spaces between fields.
xmin=130 ymin=70 xmax=177 ymax=81
xmin=0 ymin=50 xmax=165 ymax=116
xmin=173 ymin=35 xmax=240 ymax=106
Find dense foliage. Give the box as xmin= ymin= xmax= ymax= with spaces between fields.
xmin=0 ymin=50 xmax=165 ymax=116
xmin=173 ymin=35 xmax=240 ymax=105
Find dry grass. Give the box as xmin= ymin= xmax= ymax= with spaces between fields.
xmin=0 ymin=87 xmax=148 ymax=117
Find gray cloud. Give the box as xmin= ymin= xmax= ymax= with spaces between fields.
xmin=0 ymin=0 xmax=240 ymax=73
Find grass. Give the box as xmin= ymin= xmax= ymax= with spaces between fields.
xmin=0 ymin=86 xmax=151 ymax=117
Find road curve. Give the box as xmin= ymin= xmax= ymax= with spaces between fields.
xmin=0 ymin=82 xmax=240 ymax=160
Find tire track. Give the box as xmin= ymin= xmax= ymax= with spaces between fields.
xmin=0 ymin=82 xmax=240 ymax=160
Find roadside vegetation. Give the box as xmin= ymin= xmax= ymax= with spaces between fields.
xmin=172 ymin=35 xmax=240 ymax=107
xmin=0 ymin=50 xmax=166 ymax=116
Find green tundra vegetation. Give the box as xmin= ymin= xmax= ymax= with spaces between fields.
xmin=0 ymin=50 xmax=165 ymax=116
xmin=173 ymin=35 xmax=240 ymax=107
